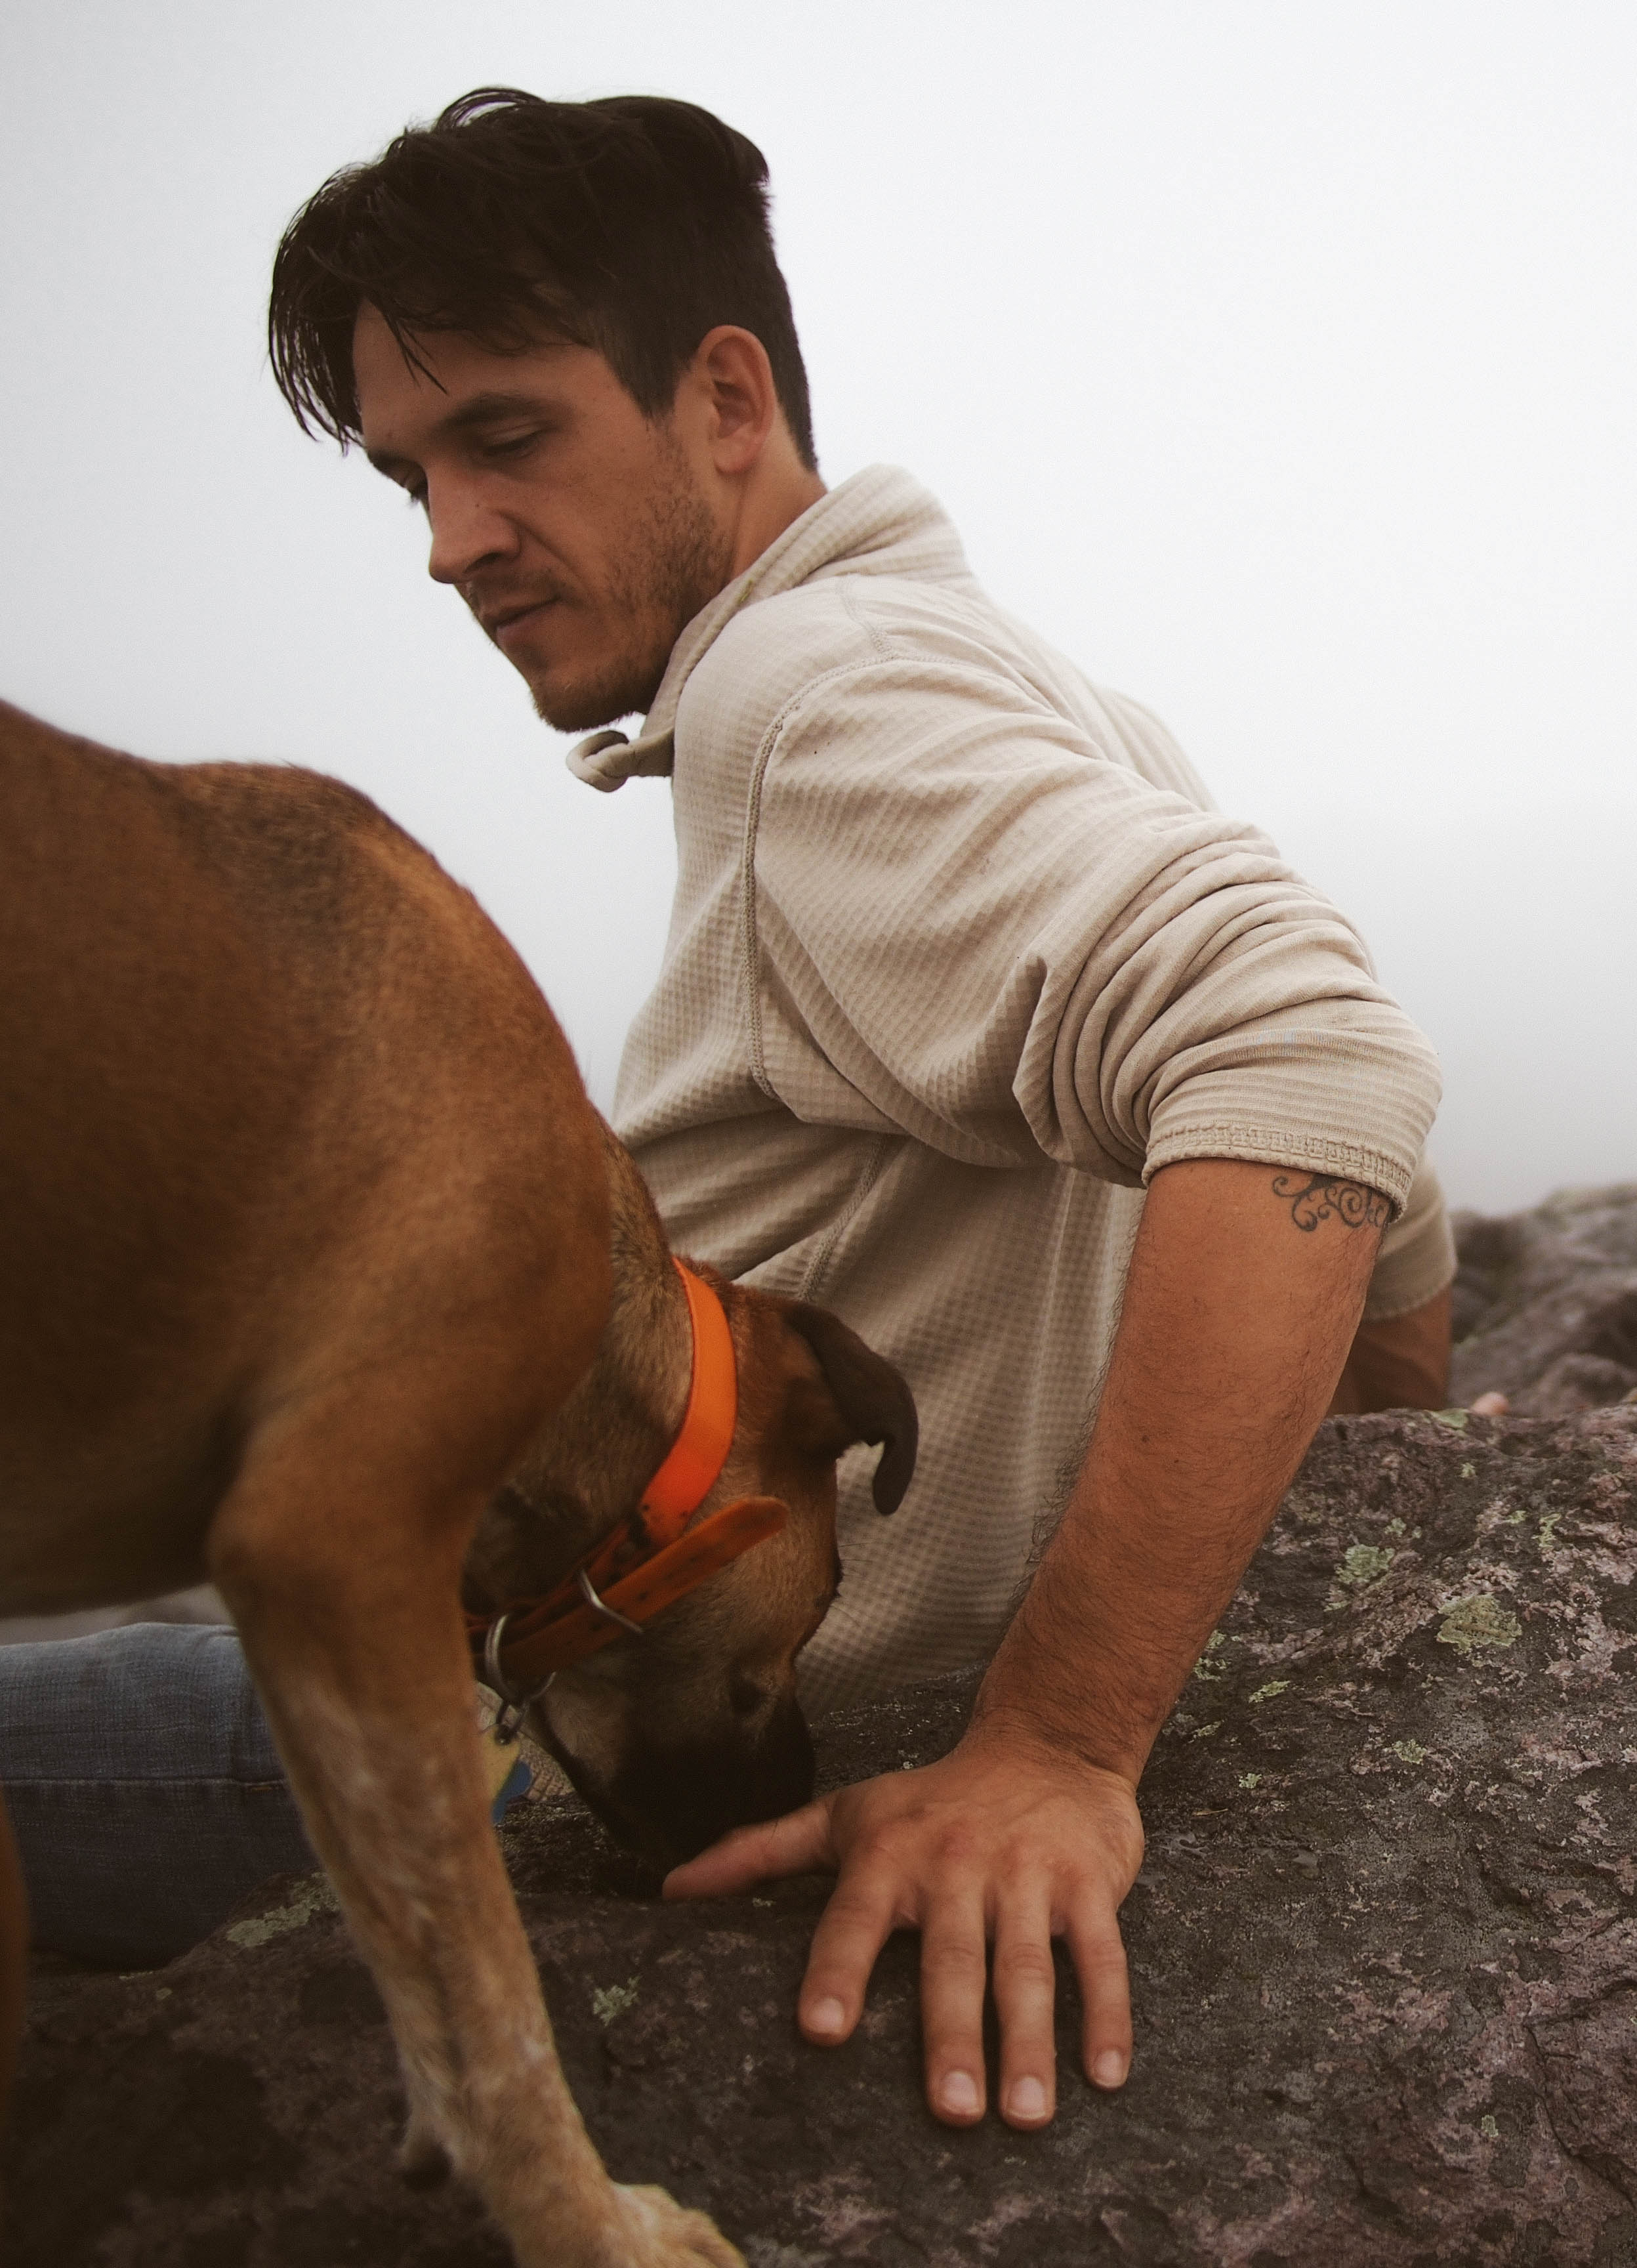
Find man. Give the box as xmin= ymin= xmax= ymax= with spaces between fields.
xmin=8 ymin=88 xmax=1453 ymax=2133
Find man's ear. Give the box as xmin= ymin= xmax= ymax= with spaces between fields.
xmin=782 ymin=1303 xmax=918 ymax=1514
xmin=692 ymin=326 xmax=778 ymax=474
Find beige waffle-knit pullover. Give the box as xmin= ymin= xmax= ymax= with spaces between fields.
xmin=573 ymin=467 xmax=1453 ymax=1715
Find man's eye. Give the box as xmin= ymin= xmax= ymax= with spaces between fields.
xmin=481 ymin=430 xmax=543 ymax=462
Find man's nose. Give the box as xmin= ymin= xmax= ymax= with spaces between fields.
xmin=425 ymin=480 xmax=520 ymax=587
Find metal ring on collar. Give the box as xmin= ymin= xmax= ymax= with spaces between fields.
xmin=482 ymin=1610 xmax=556 ymax=1741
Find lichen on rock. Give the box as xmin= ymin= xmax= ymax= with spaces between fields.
xmin=1336 ymin=1542 xmax=1396 ymax=1585
xmin=222 ymin=1878 xmax=337 ymax=1952
xmin=1434 ymin=1591 xmax=1523 ymax=1656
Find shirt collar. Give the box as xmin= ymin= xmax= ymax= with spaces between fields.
xmin=566 ymin=464 xmax=968 ymax=792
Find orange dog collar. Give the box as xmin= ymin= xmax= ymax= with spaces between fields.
xmin=468 ymin=1262 xmax=787 ymax=1698
xmin=637 ymin=1260 xmax=739 ymax=1544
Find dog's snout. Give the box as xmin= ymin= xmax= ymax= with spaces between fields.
xmin=593 ymin=1696 xmax=816 ymax=1867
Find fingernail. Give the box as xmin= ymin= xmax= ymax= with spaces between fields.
xmin=1093 ymin=2050 xmax=1128 ymax=2089
xmin=940 ymin=2070 xmax=981 ymax=2117
xmin=1007 ymin=2076 xmax=1048 ymax=2121
xmin=806 ymin=1996 xmax=846 ymax=2039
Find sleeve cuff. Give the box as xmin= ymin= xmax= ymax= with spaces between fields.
xmin=1140 ymin=1124 xmax=1417 ymax=1218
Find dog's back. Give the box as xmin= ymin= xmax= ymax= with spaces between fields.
xmin=0 ymin=699 xmax=609 ymax=1613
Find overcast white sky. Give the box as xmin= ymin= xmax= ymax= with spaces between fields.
xmin=1 ymin=1 xmax=1632 ymax=1213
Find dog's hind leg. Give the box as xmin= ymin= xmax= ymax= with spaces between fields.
xmin=208 ymin=1392 xmax=742 ymax=2268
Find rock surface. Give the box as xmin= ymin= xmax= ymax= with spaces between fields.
xmin=7 ymin=1398 xmax=1636 ymax=2265
xmin=1452 ymin=1183 xmax=1637 ymax=1416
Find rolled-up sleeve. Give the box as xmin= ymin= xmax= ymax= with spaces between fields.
xmin=746 ymin=660 xmax=1441 ymax=1214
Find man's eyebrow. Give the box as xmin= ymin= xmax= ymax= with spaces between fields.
xmin=363 ymin=390 xmax=560 ymax=474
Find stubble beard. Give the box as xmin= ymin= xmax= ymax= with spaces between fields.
xmin=528 ymin=445 xmax=735 ymax=734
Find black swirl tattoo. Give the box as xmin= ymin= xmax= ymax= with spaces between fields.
xmin=1271 ymin=1173 xmax=1390 ymax=1234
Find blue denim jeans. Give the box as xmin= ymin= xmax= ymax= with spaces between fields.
xmin=1 ymin=1624 xmax=314 ymax=1966
xmin=1 ymin=1622 xmax=531 ymax=1969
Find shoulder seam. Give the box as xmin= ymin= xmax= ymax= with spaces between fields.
xmin=837 ymin=576 xmax=899 ymax=664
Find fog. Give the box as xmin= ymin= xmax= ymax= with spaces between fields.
xmin=3 ymin=1 xmax=1632 ymax=1214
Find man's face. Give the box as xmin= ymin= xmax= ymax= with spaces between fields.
xmin=353 ymin=307 xmax=734 ymax=731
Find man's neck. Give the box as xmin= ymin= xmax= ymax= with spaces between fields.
xmin=729 ymin=463 xmax=827 ymax=579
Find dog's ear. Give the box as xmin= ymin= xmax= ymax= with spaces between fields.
xmin=783 ymin=1303 xmax=918 ymax=1514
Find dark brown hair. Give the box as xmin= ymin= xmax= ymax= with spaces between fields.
xmin=268 ymin=88 xmax=816 ymax=469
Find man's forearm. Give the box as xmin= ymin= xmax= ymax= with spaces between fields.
xmin=974 ymin=1157 xmax=1387 ymax=1783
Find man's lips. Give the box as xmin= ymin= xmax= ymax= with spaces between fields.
xmin=482 ymin=600 xmax=554 ymax=646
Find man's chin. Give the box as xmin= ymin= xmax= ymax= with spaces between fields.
xmin=524 ymin=665 xmax=663 ymax=738
xmin=531 ymin=688 xmax=646 ymax=735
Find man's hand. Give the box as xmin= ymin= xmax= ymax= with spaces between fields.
xmin=664 ymin=1722 xmax=1144 ymax=2128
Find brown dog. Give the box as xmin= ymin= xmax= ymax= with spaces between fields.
xmin=0 ymin=700 xmax=915 ymax=2267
